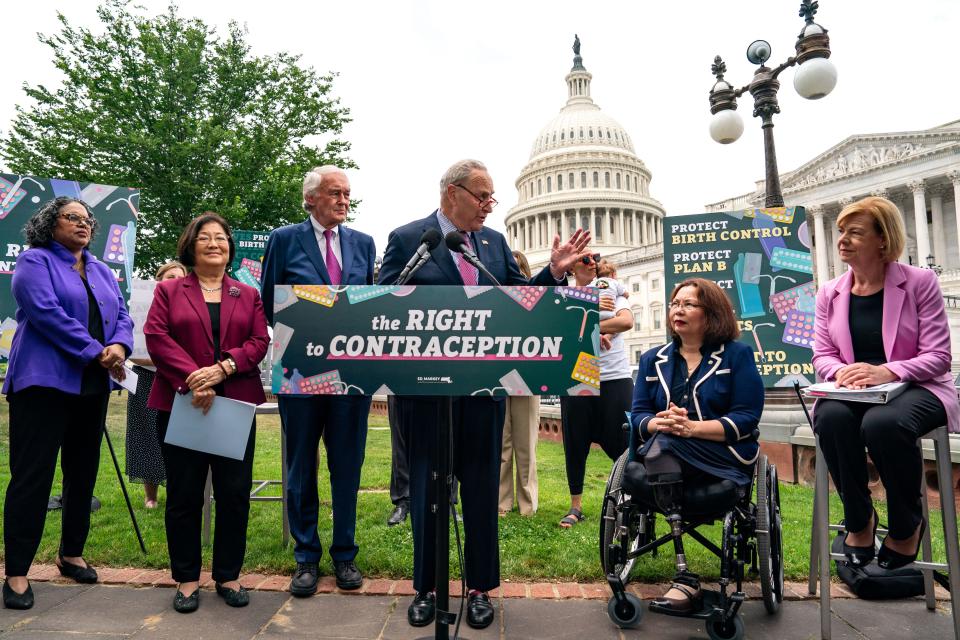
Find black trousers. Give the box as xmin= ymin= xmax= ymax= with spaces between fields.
xmin=814 ymin=386 xmax=945 ymax=539
xmin=404 ymin=396 xmax=504 ymax=593
xmin=388 ymin=395 xmax=409 ymax=505
xmin=560 ymin=378 xmax=633 ymax=496
xmin=4 ymin=387 xmax=109 ymax=577
xmin=157 ymin=411 xmax=255 ymax=583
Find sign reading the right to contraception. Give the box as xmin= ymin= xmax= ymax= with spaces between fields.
xmin=271 ymin=285 xmax=599 ymax=397
xmin=663 ymin=207 xmax=815 ymax=388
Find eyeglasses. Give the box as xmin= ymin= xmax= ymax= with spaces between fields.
xmin=454 ymin=183 xmax=498 ymax=209
xmin=196 ymin=234 xmax=230 ymax=245
xmin=669 ymin=300 xmax=703 ymax=311
xmin=580 ymin=253 xmax=601 ymax=265
xmin=60 ymin=213 xmax=98 ymax=230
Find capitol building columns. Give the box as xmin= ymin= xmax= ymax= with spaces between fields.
xmin=908 ymin=179 xmax=931 ymax=266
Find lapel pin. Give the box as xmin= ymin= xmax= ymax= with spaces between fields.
xmin=481 ymin=239 xmax=489 ymax=245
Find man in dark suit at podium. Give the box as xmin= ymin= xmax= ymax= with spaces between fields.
xmin=261 ymin=166 xmax=376 ymax=596
xmin=378 ymin=159 xmax=590 ymax=629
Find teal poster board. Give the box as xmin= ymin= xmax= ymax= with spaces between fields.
xmin=0 ymin=174 xmax=139 ymax=359
xmin=271 ymin=285 xmax=600 ymax=396
xmin=663 ymin=206 xmax=815 ymax=388
xmin=230 ymin=229 xmax=268 ymax=291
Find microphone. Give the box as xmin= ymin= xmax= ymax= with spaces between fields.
xmin=444 ymin=231 xmax=502 ymax=286
xmin=394 ymin=228 xmax=443 ymax=285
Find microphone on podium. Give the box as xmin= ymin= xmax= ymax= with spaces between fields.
xmin=444 ymin=231 xmax=501 ymax=286
xmin=394 ymin=229 xmax=443 ymax=285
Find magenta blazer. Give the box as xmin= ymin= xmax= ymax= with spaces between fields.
xmin=813 ymin=262 xmax=959 ymax=432
xmin=144 ymin=271 xmax=269 ymax=412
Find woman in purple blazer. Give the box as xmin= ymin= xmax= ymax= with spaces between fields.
xmin=2 ymin=197 xmax=134 ymax=610
xmin=813 ymin=196 xmax=959 ymax=572
xmin=144 ymin=213 xmax=268 ymax=613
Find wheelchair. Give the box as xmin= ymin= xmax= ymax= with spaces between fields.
xmin=600 ymin=430 xmax=784 ymax=640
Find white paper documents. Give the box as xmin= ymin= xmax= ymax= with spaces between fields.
xmin=803 ymin=381 xmax=908 ymax=404
xmin=164 ymin=392 xmax=256 ymax=460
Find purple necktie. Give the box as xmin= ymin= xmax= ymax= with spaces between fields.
xmin=324 ymin=229 xmax=342 ymax=285
xmin=456 ymin=232 xmax=478 ymax=286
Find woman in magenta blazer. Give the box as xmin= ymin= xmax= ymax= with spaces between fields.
xmin=813 ymin=196 xmax=959 ymax=572
xmin=144 ymin=213 xmax=268 ymax=613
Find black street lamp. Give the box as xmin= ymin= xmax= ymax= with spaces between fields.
xmin=926 ymin=254 xmax=943 ymax=276
xmin=708 ymin=0 xmax=838 ymax=207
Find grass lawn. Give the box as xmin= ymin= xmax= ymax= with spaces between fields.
xmin=0 ymin=393 xmax=952 ymax=583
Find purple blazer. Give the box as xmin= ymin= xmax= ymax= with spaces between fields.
xmin=144 ymin=272 xmax=269 ymax=412
xmin=813 ymin=262 xmax=959 ymax=432
xmin=3 ymin=242 xmax=134 ymax=395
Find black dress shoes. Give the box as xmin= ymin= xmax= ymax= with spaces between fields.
xmin=407 ymin=591 xmax=436 ymax=627
xmin=334 ymin=560 xmax=363 ymax=590
xmin=215 ymin=582 xmax=250 ymax=607
xmin=3 ymin=580 xmax=34 ymax=610
xmin=56 ymin=555 xmax=98 ymax=584
xmin=290 ymin=561 xmax=319 ymax=597
xmin=173 ymin=588 xmax=199 ymax=613
xmin=467 ymin=591 xmax=495 ymax=629
xmin=387 ymin=500 xmax=409 ymax=526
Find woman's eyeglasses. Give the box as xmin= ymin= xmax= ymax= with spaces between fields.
xmin=669 ymin=300 xmax=702 ymax=311
xmin=60 ymin=213 xmax=98 ymax=230
xmin=581 ymin=253 xmax=601 ymax=265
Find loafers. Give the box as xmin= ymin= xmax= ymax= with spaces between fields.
xmin=56 ymin=555 xmax=98 ymax=584
xmin=289 ymin=561 xmax=318 ymax=597
xmin=467 ymin=590 xmax=495 ymax=629
xmin=334 ymin=560 xmax=363 ymax=590
xmin=173 ymin=588 xmax=199 ymax=613
xmin=387 ymin=501 xmax=409 ymax=526
xmin=215 ymin=582 xmax=249 ymax=607
xmin=3 ymin=580 xmax=34 ymax=610
xmin=407 ymin=591 xmax=436 ymax=627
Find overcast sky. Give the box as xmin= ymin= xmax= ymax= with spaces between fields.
xmin=2 ymin=0 xmax=958 ymax=251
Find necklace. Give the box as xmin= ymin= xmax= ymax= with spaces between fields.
xmin=199 ymin=283 xmax=222 ymax=293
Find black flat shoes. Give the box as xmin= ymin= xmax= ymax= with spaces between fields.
xmin=215 ymin=582 xmax=250 ymax=607
xmin=173 ymin=588 xmax=199 ymax=613
xmin=843 ymin=509 xmax=879 ymax=567
xmin=3 ymin=580 xmax=34 ymax=610
xmin=56 ymin=555 xmax=98 ymax=584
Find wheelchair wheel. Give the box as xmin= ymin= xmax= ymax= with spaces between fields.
xmin=607 ymin=593 xmax=643 ymax=628
xmin=599 ymin=450 xmax=639 ymax=582
xmin=755 ymin=455 xmax=784 ymax=614
xmin=706 ymin=614 xmax=744 ymax=640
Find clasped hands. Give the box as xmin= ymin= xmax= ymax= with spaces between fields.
xmin=98 ymin=343 xmax=127 ymax=382
xmin=184 ymin=365 xmax=227 ymax=414
xmin=833 ymin=362 xmax=898 ymax=390
xmin=649 ymin=403 xmax=699 ymax=439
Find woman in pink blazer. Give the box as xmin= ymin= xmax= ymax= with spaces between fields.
xmin=144 ymin=213 xmax=269 ymax=613
xmin=813 ymin=196 xmax=959 ymax=572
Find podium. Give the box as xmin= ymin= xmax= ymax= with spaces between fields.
xmin=270 ymin=284 xmax=599 ymax=638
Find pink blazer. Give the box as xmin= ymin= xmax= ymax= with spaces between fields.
xmin=813 ymin=262 xmax=959 ymax=432
xmin=144 ymin=271 xmax=269 ymax=412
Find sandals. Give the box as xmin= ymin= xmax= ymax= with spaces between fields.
xmin=559 ymin=508 xmax=585 ymax=528
xmin=650 ymin=571 xmax=702 ymax=613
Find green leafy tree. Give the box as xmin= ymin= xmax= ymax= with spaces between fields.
xmin=1 ymin=0 xmax=354 ymax=272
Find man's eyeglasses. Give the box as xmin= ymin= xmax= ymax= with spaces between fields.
xmin=60 ymin=213 xmax=98 ymax=230
xmin=669 ymin=300 xmax=703 ymax=311
xmin=454 ymin=183 xmax=498 ymax=209
xmin=580 ymin=253 xmax=601 ymax=265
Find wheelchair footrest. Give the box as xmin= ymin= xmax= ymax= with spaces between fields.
xmin=648 ymin=588 xmax=743 ymax=622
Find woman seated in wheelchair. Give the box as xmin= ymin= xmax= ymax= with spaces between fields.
xmin=630 ymin=277 xmax=764 ymax=612
xmin=812 ymin=196 xmax=959 ymax=571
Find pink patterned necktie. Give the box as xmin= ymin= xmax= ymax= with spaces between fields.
xmin=323 ymin=228 xmax=342 ymax=285
xmin=456 ymin=232 xmax=478 ymax=286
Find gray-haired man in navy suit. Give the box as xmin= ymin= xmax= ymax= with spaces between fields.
xmin=261 ymin=166 xmax=375 ymax=596
xmin=378 ymin=159 xmax=590 ymax=629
